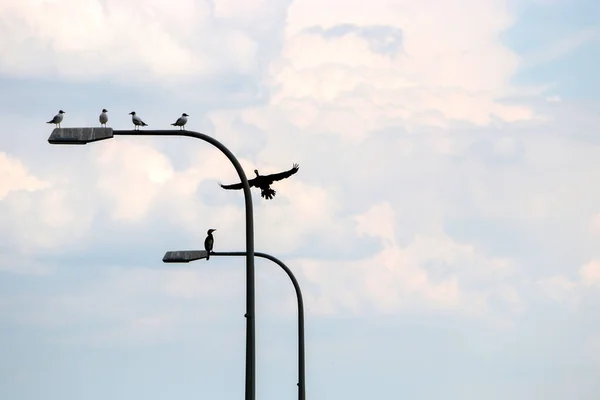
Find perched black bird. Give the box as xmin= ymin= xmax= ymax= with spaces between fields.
xmin=219 ymin=163 xmax=299 ymax=200
xmin=204 ymin=229 xmax=216 ymax=260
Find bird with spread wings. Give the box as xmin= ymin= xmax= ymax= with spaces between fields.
xmin=219 ymin=163 xmax=299 ymax=200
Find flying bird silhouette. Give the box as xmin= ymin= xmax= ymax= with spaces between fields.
xmin=47 ymin=110 xmax=65 ymax=127
xmin=99 ymin=109 xmax=108 ymax=127
xmin=219 ymin=163 xmax=299 ymax=200
xmin=171 ymin=113 xmax=189 ymax=130
xmin=129 ymin=111 xmax=148 ymax=130
xmin=204 ymin=229 xmax=216 ymax=260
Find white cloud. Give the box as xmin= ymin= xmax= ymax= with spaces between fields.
xmin=214 ymin=0 xmax=272 ymax=21
xmin=0 ymin=152 xmax=50 ymax=199
xmin=0 ymin=186 xmax=95 ymax=252
xmin=546 ymin=95 xmax=562 ymax=102
xmin=355 ymin=202 xmax=396 ymax=245
xmin=294 ymin=202 xmax=516 ymax=318
xmin=0 ymin=153 xmax=93 ymax=253
xmin=2 ymin=1 xmax=600 ymax=398
xmin=0 ymin=0 xmax=257 ymax=82
xmin=92 ymin=140 xmax=176 ymax=221
xmin=590 ymin=213 xmax=600 ymax=233
xmin=580 ymin=261 xmax=600 ymax=287
xmin=209 ymin=0 xmax=537 ymax=156
xmin=536 ymin=275 xmax=579 ymax=304
xmin=533 ymin=260 xmax=600 ymax=305
xmin=1 ymin=0 xmax=599 ymax=346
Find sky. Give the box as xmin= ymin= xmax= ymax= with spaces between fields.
xmin=0 ymin=0 xmax=599 ymax=399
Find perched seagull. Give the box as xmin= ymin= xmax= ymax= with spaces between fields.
xmin=204 ymin=229 xmax=216 ymax=260
xmin=99 ymin=109 xmax=108 ymax=127
xmin=47 ymin=110 xmax=65 ymax=128
xmin=171 ymin=113 xmax=189 ymax=130
xmin=129 ymin=111 xmax=148 ymax=130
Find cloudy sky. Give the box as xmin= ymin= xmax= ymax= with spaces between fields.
xmin=1 ymin=0 xmax=599 ymax=399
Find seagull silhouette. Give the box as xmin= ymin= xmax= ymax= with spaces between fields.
xmin=47 ymin=110 xmax=65 ymax=128
xmin=99 ymin=109 xmax=108 ymax=127
xmin=129 ymin=111 xmax=148 ymax=130
xmin=171 ymin=113 xmax=189 ymax=130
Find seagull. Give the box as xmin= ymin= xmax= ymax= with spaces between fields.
xmin=204 ymin=229 xmax=216 ymax=260
xmin=129 ymin=111 xmax=148 ymax=130
xmin=47 ymin=110 xmax=65 ymax=128
xmin=220 ymin=163 xmax=300 ymax=200
xmin=171 ymin=113 xmax=189 ymax=130
xmin=99 ymin=109 xmax=108 ymax=127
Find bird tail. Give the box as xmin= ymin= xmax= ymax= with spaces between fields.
xmin=206 ymin=253 xmax=210 ymax=261
xmin=261 ymin=188 xmax=276 ymax=200
xmin=171 ymin=123 xmax=177 ymax=126
xmin=46 ymin=120 xmax=53 ymax=124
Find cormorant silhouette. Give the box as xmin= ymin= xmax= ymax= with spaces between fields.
xmin=219 ymin=163 xmax=299 ymax=200
xmin=204 ymin=229 xmax=216 ymax=260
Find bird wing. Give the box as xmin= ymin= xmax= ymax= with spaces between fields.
xmin=133 ymin=116 xmax=147 ymax=126
xmin=219 ymin=182 xmax=244 ymax=190
xmin=219 ymin=174 xmax=260 ymax=190
xmin=263 ymin=163 xmax=299 ymax=183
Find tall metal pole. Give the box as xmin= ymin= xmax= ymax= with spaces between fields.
xmin=211 ymin=251 xmax=305 ymax=400
xmin=113 ymin=130 xmax=256 ymax=400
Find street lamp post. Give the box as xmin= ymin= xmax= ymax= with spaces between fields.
xmin=163 ymin=250 xmax=306 ymax=400
xmin=48 ymin=127 xmax=256 ymax=400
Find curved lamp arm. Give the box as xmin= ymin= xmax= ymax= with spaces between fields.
xmin=49 ymin=127 xmax=256 ymax=400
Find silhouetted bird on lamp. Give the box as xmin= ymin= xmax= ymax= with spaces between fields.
xmin=204 ymin=229 xmax=216 ymax=260
xmin=47 ymin=110 xmax=65 ymax=128
xmin=99 ymin=109 xmax=108 ymax=127
xmin=129 ymin=111 xmax=148 ymax=130
xmin=219 ymin=163 xmax=299 ymax=200
xmin=171 ymin=113 xmax=189 ymax=130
